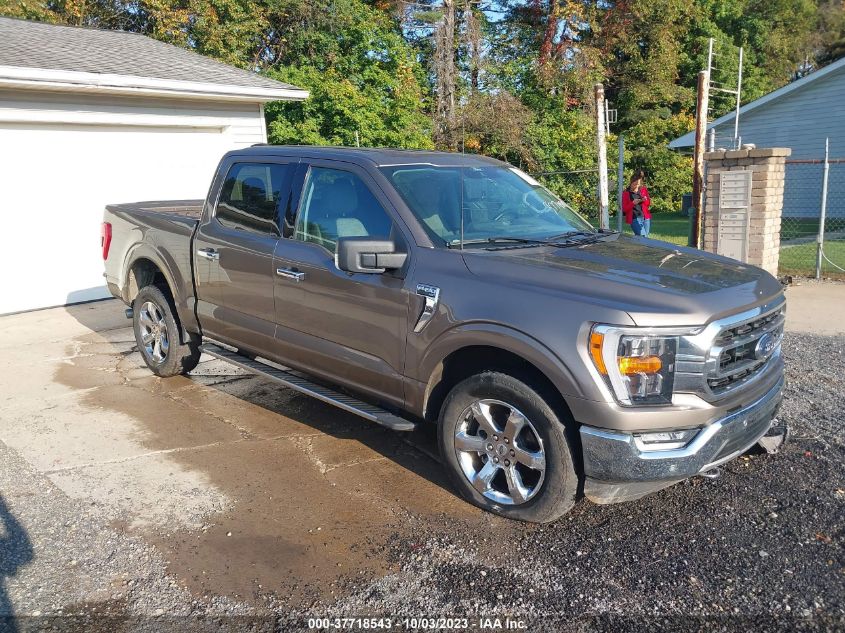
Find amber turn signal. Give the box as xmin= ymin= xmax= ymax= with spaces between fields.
xmin=618 ymin=355 xmax=662 ymax=375
xmin=589 ymin=331 xmax=607 ymax=375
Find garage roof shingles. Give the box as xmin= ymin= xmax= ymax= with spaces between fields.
xmin=0 ymin=16 xmax=298 ymax=92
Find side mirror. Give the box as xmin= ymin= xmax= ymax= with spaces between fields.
xmin=336 ymin=237 xmax=408 ymax=274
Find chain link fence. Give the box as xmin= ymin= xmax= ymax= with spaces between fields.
xmin=531 ymin=168 xmax=620 ymax=226
xmin=780 ymin=159 xmax=845 ymax=278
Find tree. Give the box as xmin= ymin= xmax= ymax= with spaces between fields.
xmin=433 ymin=0 xmax=458 ymax=148
xmin=261 ymin=0 xmax=432 ymax=148
xmin=4 ymin=0 xmax=844 ymax=214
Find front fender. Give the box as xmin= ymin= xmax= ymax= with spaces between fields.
xmin=413 ymin=322 xmax=589 ymax=416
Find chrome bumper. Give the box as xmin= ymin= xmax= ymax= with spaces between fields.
xmin=580 ymin=375 xmax=784 ymax=484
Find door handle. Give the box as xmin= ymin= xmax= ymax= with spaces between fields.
xmin=197 ymin=248 xmax=220 ymax=261
xmin=276 ymin=267 xmax=306 ymax=282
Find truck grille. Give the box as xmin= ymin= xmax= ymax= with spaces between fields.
xmin=706 ymin=306 xmax=785 ymax=394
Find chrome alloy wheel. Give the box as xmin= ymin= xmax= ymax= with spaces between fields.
xmin=138 ymin=300 xmax=170 ymax=364
xmin=454 ymin=399 xmax=546 ymax=505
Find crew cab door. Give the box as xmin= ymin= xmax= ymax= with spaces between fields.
xmin=194 ymin=157 xmax=297 ymax=352
xmin=273 ymin=160 xmax=411 ymax=408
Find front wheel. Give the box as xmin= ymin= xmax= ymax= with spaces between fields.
xmin=438 ymin=372 xmax=578 ymax=523
xmin=132 ymin=285 xmax=201 ymax=377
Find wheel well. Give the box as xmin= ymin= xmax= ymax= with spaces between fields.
xmin=424 ymin=345 xmax=585 ymax=484
xmin=127 ymin=258 xmax=169 ymax=301
xmin=424 ymin=345 xmax=572 ymax=425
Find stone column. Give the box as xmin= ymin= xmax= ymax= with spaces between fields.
xmin=701 ymin=148 xmax=790 ymax=276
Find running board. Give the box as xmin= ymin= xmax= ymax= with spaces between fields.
xmin=199 ymin=343 xmax=417 ymax=432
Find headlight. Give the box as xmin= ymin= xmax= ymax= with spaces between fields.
xmin=589 ymin=325 xmax=690 ymax=406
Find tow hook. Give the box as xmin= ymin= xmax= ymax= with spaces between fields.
xmin=700 ymin=467 xmax=721 ymax=480
xmin=125 ymin=307 xmax=134 ymax=319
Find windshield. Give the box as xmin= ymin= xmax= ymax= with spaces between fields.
xmin=381 ymin=164 xmax=595 ymax=247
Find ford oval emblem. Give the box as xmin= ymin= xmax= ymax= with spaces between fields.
xmin=755 ymin=332 xmax=777 ymax=360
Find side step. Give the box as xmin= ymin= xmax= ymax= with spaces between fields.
xmin=200 ymin=343 xmax=417 ymax=432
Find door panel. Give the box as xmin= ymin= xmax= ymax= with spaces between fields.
xmin=273 ymin=162 xmax=410 ymax=406
xmin=194 ymin=159 xmax=296 ymax=352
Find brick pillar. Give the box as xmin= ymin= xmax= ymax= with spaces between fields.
xmin=701 ymin=148 xmax=790 ymax=276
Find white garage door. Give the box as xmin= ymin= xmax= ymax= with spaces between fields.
xmin=0 ymin=123 xmax=228 ymax=315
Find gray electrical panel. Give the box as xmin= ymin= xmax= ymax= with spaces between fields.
xmin=717 ymin=171 xmax=752 ymax=262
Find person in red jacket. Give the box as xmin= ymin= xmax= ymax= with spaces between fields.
xmin=622 ymin=169 xmax=651 ymax=236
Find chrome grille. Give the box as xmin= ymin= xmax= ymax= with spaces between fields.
xmin=706 ymin=306 xmax=785 ymax=395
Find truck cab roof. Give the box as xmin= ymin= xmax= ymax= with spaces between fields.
xmin=233 ymin=145 xmax=510 ymax=168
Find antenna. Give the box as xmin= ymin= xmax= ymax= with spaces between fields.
xmin=604 ymin=98 xmax=617 ymax=135
xmin=706 ymin=37 xmax=744 ymax=149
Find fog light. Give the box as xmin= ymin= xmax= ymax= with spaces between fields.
xmin=634 ymin=429 xmax=699 ymax=451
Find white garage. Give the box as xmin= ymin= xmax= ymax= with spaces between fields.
xmin=0 ymin=17 xmax=308 ymax=315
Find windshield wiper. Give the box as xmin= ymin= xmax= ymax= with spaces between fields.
xmin=545 ymin=229 xmax=614 ymax=247
xmin=546 ymin=230 xmax=598 ymax=240
xmin=448 ymin=236 xmax=549 ymax=248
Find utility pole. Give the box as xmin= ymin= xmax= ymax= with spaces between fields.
xmin=816 ymin=138 xmax=830 ymax=279
xmin=691 ymin=70 xmax=710 ymax=248
xmin=734 ymin=46 xmax=743 ymax=149
xmin=595 ymin=83 xmax=609 ymax=230
xmin=617 ymin=135 xmax=625 ymax=232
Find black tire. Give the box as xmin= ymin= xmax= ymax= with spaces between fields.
xmin=438 ymin=371 xmax=578 ymax=523
xmin=132 ymin=285 xmax=201 ymax=377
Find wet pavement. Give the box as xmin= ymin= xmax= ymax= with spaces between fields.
xmin=0 ymin=298 xmax=843 ymax=632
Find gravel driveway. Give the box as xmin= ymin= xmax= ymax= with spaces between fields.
xmin=0 ymin=302 xmax=842 ymax=633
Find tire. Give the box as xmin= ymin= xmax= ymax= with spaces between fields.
xmin=132 ymin=285 xmax=201 ymax=377
xmin=438 ymin=371 xmax=578 ymax=523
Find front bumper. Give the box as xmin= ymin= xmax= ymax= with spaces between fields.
xmin=580 ymin=375 xmax=784 ymax=500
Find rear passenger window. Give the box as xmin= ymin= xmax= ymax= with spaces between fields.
xmin=216 ymin=163 xmax=292 ymax=235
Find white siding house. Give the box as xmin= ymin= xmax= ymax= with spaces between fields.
xmin=669 ymin=57 xmax=845 ymax=221
xmin=0 ymin=17 xmax=308 ymax=315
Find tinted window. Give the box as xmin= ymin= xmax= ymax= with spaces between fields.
xmin=216 ymin=163 xmax=292 ymax=235
xmin=294 ymin=167 xmax=393 ymax=253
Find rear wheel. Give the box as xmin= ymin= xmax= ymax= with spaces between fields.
xmin=438 ymin=371 xmax=578 ymax=523
xmin=133 ymin=285 xmax=201 ymax=377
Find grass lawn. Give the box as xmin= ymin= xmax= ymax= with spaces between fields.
xmin=620 ymin=213 xmax=845 ymax=278
xmin=613 ymin=213 xmax=690 ymax=245
xmin=641 ymin=214 xmax=690 ymax=246
xmin=779 ymin=240 xmax=845 ymax=277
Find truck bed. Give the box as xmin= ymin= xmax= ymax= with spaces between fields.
xmin=105 ymin=200 xmax=204 ymax=231
xmin=103 ymin=199 xmax=205 ymax=332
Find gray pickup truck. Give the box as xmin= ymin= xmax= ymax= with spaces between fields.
xmin=102 ymin=146 xmax=786 ymax=523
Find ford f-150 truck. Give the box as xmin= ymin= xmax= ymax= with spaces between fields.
xmin=103 ymin=146 xmax=786 ymax=523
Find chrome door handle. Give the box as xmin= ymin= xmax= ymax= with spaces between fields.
xmin=197 ymin=248 xmax=220 ymax=261
xmin=276 ymin=267 xmax=305 ymax=282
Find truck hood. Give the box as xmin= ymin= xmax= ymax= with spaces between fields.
xmin=460 ymin=235 xmax=784 ymax=327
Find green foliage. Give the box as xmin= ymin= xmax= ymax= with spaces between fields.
xmin=262 ymin=0 xmax=431 ymax=148
xmin=624 ymin=112 xmax=695 ymax=214
xmin=525 ymin=107 xmax=599 ymax=215
xmin=265 ymin=64 xmax=432 ymax=149
xmin=2 ymin=0 xmax=843 ymax=211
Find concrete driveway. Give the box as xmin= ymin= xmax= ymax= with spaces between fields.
xmin=0 ymin=293 xmax=843 ymax=631
xmin=0 ymin=300 xmax=495 ymax=622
